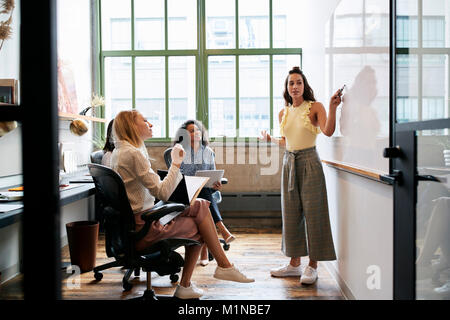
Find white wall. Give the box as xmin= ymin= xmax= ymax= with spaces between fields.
xmin=0 ymin=0 xmax=20 ymax=80
xmin=324 ymin=168 xmax=393 ymax=299
xmin=57 ymin=0 xmax=95 ymax=167
xmin=299 ymin=0 xmax=341 ymax=103
xmin=0 ymin=0 xmax=22 ymax=179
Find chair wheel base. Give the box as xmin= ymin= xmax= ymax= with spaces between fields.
xmin=142 ymin=289 xmax=158 ymax=301
xmin=94 ymin=272 xmax=103 ymax=281
xmin=123 ymin=281 xmax=133 ymax=291
xmin=170 ymin=274 xmax=179 ymax=283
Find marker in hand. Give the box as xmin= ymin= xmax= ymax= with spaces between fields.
xmin=337 ymin=85 xmax=346 ymax=96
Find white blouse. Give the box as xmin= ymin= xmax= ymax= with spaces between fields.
xmin=111 ymin=140 xmax=182 ymax=213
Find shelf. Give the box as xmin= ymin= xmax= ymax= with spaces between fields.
xmin=58 ymin=112 xmax=107 ymax=123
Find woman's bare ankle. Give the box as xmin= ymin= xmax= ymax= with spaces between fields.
xmin=218 ymin=261 xmax=233 ymax=269
xmin=290 ymin=258 xmax=301 ymax=267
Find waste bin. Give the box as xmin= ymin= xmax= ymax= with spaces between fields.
xmin=66 ymin=221 xmax=99 ymax=273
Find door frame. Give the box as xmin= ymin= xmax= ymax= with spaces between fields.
xmin=390 ymin=0 xmax=450 ymax=300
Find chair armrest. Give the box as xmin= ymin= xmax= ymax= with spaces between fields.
xmin=140 ymin=203 xmax=187 ymax=223
xmin=221 ymin=178 xmax=228 ymax=185
xmin=154 ymin=238 xmax=200 ymax=251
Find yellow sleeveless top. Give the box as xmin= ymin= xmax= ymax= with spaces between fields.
xmin=279 ymin=100 xmax=321 ymax=151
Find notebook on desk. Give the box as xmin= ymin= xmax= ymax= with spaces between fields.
xmin=0 ymin=191 xmax=23 ymax=202
xmin=69 ymin=176 xmax=94 ymax=183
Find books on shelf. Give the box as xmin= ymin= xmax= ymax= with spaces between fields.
xmin=0 ymin=79 xmax=19 ymax=104
xmin=157 ymin=170 xmax=209 ymax=206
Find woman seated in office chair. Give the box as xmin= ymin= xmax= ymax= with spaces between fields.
xmin=110 ymin=110 xmax=254 ymax=299
xmin=174 ymin=120 xmax=235 ymax=266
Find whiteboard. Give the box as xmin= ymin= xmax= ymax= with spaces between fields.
xmin=318 ymin=0 xmax=390 ymax=174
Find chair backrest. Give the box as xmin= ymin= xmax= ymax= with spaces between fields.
xmin=90 ymin=150 xmax=104 ymax=164
xmin=88 ymin=164 xmax=135 ymax=259
xmin=163 ymin=147 xmax=173 ymax=169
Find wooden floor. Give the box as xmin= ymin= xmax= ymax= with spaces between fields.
xmin=0 ymin=228 xmax=344 ymax=300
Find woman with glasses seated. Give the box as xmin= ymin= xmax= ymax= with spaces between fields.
xmin=174 ymin=120 xmax=235 ymax=267
xmin=110 ymin=110 xmax=254 ymax=300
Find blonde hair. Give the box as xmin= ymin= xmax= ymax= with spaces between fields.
xmin=113 ymin=110 xmax=143 ymax=148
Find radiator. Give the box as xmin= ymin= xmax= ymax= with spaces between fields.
xmin=218 ymin=192 xmax=281 ymax=212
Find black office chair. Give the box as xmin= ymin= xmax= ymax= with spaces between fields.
xmin=90 ymin=150 xmax=104 ymax=164
xmin=163 ymin=147 xmax=230 ymax=255
xmin=90 ymin=150 xmax=106 ymax=230
xmin=88 ymin=164 xmax=200 ymax=301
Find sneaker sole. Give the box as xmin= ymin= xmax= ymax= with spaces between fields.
xmin=174 ymin=296 xmax=202 ymax=300
xmin=174 ymin=291 xmax=204 ymax=299
xmin=270 ymin=272 xmax=302 ymax=277
xmin=300 ymin=276 xmax=319 ymax=285
xmin=213 ymin=273 xmax=255 ymax=283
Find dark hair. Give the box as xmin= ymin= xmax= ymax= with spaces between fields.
xmin=283 ymin=66 xmax=316 ymax=106
xmin=103 ymin=118 xmax=115 ymax=152
xmin=173 ymin=119 xmax=209 ymax=148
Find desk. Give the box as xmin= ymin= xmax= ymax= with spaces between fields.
xmin=0 ymin=181 xmax=95 ymax=229
xmin=0 ymin=174 xmax=96 ymax=284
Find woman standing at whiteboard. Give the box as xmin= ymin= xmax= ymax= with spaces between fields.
xmin=260 ymin=66 xmax=341 ymax=284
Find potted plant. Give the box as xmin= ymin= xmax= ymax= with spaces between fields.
xmin=0 ymin=0 xmax=15 ymax=52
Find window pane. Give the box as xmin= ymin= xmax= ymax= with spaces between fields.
xmin=333 ymin=0 xmax=364 ymax=47
xmin=169 ymin=57 xmax=196 ymax=137
xmin=423 ymin=0 xmax=449 ymax=48
xmin=136 ymin=57 xmax=165 ymax=138
xmin=134 ymin=0 xmax=164 ymax=50
xmin=168 ymin=0 xmax=197 ymax=49
xmin=273 ymin=55 xmax=301 ymax=136
xmin=396 ymin=54 xmax=419 ymax=122
xmin=416 ymin=130 xmax=450 ymax=300
xmin=104 ymin=57 xmax=132 ymax=119
xmin=101 ymin=0 xmax=131 ymax=50
xmin=272 ymin=0 xmax=302 ymax=48
xmin=206 ymin=0 xmax=235 ymax=49
xmin=396 ymin=0 xmax=418 ymax=48
xmin=364 ymin=0 xmax=389 ymax=47
xmin=422 ymin=55 xmax=447 ymax=120
xmin=239 ymin=55 xmax=270 ymax=137
xmin=239 ymin=0 xmax=269 ymax=48
xmin=208 ymin=56 xmax=236 ymax=138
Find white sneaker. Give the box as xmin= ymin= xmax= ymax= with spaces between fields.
xmin=214 ymin=264 xmax=255 ymax=283
xmin=300 ymin=266 xmax=318 ymax=284
xmin=199 ymin=259 xmax=209 ymax=266
xmin=270 ymin=264 xmax=302 ymax=277
xmin=174 ymin=283 xmax=204 ymax=299
xmin=434 ymin=281 xmax=450 ymax=294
